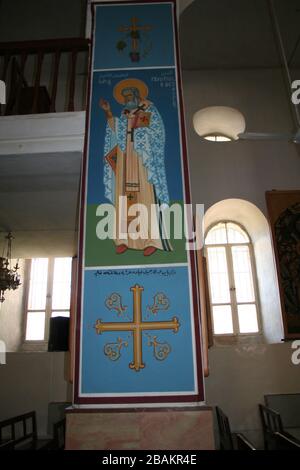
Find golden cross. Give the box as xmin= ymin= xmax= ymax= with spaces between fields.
xmin=119 ymin=17 xmax=152 ymax=52
xmin=95 ymin=284 xmax=180 ymax=371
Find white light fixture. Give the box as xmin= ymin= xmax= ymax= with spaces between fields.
xmin=193 ymin=106 xmax=246 ymax=141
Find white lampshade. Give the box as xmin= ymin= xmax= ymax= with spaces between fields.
xmin=193 ymin=106 xmax=246 ymax=141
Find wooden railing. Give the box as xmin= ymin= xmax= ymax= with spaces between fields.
xmin=0 ymin=37 xmax=90 ymax=116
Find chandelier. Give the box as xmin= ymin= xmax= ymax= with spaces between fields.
xmin=0 ymin=232 xmax=21 ymax=303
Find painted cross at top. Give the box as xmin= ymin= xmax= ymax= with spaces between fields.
xmin=118 ymin=17 xmax=152 ymax=62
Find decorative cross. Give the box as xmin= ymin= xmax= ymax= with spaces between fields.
xmin=119 ymin=17 xmax=152 ymax=52
xmin=127 ymin=127 xmax=134 ymax=142
xmin=95 ymin=284 xmax=180 ymax=371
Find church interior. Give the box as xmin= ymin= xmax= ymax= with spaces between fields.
xmin=0 ymin=0 xmax=300 ymax=451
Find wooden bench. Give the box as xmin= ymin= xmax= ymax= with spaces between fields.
xmin=273 ymin=432 xmax=300 ymax=450
xmin=0 ymin=411 xmax=51 ymax=450
xmin=0 ymin=440 xmax=14 ymax=451
xmin=264 ymin=393 xmax=300 ymax=429
xmin=215 ymin=406 xmax=234 ymax=450
xmin=259 ymin=403 xmax=283 ymax=450
xmin=264 ymin=393 xmax=300 ymax=443
xmin=216 ymin=406 xmax=257 ymax=450
xmin=234 ymin=433 xmax=256 ymax=450
xmin=258 ymin=403 xmax=300 ymax=450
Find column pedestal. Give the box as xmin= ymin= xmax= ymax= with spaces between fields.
xmin=65 ymin=406 xmax=215 ymax=450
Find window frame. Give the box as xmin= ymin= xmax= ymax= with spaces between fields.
xmin=22 ymin=257 xmax=72 ymax=351
xmin=204 ymin=221 xmax=262 ymax=337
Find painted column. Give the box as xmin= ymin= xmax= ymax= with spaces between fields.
xmin=75 ymin=0 xmax=204 ymax=406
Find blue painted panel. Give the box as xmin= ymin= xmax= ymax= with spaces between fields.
xmin=93 ymin=3 xmax=175 ymax=70
xmin=81 ymin=266 xmax=196 ymax=394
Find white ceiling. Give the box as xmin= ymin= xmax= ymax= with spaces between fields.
xmin=0 ymin=152 xmax=81 ymax=256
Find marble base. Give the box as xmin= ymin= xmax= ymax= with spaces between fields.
xmin=65 ymin=406 xmax=215 ymax=450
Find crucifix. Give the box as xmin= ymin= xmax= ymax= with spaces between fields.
xmin=118 ymin=17 xmax=152 ymax=53
xmin=94 ymin=284 xmax=180 ymax=371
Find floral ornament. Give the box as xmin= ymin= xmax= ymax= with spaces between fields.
xmin=148 ymin=292 xmax=170 ymax=315
xmin=104 ymin=337 xmax=128 ymax=362
xmin=146 ymin=334 xmax=171 ymax=361
xmin=105 ymin=293 xmax=127 ymax=316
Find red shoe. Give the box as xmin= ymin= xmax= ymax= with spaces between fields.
xmin=116 ymin=244 xmax=128 ymax=254
xmin=143 ymin=246 xmax=157 ymax=256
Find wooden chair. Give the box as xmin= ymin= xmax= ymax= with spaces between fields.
xmin=215 ymin=406 xmax=234 ymax=450
xmin=235 ymin=433 xmax=256 ymax=450
xmin=259 ymin=404 xmax=284 ymax=450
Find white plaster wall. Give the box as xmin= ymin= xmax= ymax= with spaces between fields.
xmin=0 ymin=352 xmax=71 ymax=437
xmin=182 ymin=69 xmax=300 ymax=213
xmin=183 ymin=68 xmax=300 ymax=345
xmin=205 ymin=342 xmax=300 ymax=448
xmin=183 ymin=68 xmax=300 ymax=446
xmin=0 ymin=259 xmax=25 ymax=352
xmin=254 ymin=230 xmax=283 ymax=343
xmin=0 ymin=346 xmax=298 ymax=445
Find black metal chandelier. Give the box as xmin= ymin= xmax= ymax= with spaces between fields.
xmin=0 ymin=232 xmax=21 ymax=303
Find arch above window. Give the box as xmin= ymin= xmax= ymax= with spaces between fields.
xmin=205 ymin=222 xmax=250 ymax=245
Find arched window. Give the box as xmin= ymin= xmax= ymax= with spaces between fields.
xmin=205 ymin=221 xmax=260 ymax=336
